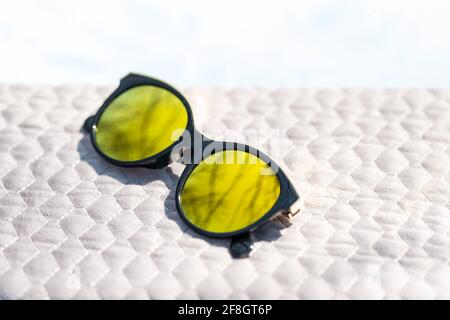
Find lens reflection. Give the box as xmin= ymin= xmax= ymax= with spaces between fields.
xmin=180 ymin=150 xmax=281 ymax=234
xmin=95 ymin=85 xmax=188 ymax=161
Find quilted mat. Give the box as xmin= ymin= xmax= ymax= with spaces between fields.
xmin=0 ymin=85 xmax=449 ymax=300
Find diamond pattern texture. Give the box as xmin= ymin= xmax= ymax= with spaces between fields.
xmin=0 ymin=85 xmax=449 ymax=299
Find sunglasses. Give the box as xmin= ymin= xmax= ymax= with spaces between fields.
xmin=83 ymin=73 xmax=300 ymax=257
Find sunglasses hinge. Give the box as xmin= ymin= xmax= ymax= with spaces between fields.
xmin=280 ymin=205 xmax=300 ymax=220
xmin=83 ymin=115 xmax=95 ymax=133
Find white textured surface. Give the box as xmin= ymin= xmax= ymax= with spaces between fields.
xmin=0 ymin=85 xmax=449 ymax=300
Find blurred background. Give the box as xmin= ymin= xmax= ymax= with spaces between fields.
xmin=0 ymin=0 xmax=449 ymax=87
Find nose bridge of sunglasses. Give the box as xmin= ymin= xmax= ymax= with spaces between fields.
xmin=176 ymin=128 xmax=219 ymax=165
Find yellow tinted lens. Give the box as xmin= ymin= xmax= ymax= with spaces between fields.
xmin=95 ymin=85 xmax=188 ymax=161
xmin=180 ymin=150 xmax=281 ymax=234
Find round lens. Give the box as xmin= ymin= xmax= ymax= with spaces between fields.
xmin=179 ymin=150 xmax=281 ymax=234
xmin=94 ymin=85 xmax=188 ymax=162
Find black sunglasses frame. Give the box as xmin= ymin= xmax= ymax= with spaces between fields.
xmin=84 ymin=74 xmax=299 ymax=249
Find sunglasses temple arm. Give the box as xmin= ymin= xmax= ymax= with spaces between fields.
xmin=229 ymin=232 xmax=253 ymax=258
xmin=83 ymin=115 xmax=95 ymax=133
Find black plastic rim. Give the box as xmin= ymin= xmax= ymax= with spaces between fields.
xmin=85 ymin=73 xmax=299 ymax=239
xmin=175 ymin=142 xmax=299 ymax=238
xmin=89 ymin=73 xmax=195 ymax=168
